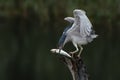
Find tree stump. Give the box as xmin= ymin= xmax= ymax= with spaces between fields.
xmin=51 ymin=49 xmax=89 ymax=80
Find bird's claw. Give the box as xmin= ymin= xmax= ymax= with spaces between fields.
xmin=70 ymin=50 xmax=78 ymax=54
xmin=70 ymin=52 xmax=75 ymax=54
xmin=69 ymin=51 xmax=82 ymax=58
xmin=69 ymin=51 xmax=78 ymax=57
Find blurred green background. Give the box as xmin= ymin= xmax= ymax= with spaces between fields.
xmin=0 ymin=0 xmax=120 ymax=80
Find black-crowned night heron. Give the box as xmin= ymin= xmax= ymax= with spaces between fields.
xmin=58 ymin=9 xmax=98 ymax=57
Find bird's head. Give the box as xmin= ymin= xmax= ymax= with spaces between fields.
xmin=64 ymin=17 xmax=75 ymax=23
xmin=73 ymin=9 xmax=86 ymax=17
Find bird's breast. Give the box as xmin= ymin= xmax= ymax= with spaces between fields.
xmin=71 ymin=35 xmax=88 ymax=45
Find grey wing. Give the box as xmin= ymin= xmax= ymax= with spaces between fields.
xmin=66 ymin=23 xmax=78 ymax=35
xmin=66 ymin=14 xmax=93 ymax=37
xmin=65 ymin=17 xmax=80 ymax=36
xmin=64 ymin=17 xmax=75 ymax=23
xmin=79 ymin=15 xmax=93 ymax=37
xmin=66 ymin=10 xmax=97 ymax=40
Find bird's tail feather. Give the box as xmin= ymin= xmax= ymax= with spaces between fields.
xmin=87 ymin=34 xmax=98 ymax=42
xmin=91 ymin=34 xmax=98 ymax=38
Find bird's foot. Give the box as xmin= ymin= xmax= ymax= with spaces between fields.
xmin=70 ymin=50 xmax=78 ymax=57
xmin=70 ymin=51 xmax=78 ymax=54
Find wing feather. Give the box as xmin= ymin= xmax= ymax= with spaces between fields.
xmin=66 ymin=10 xmax=94 ymax=39
xmin=79 ymin=15 xmax=92 ymax=37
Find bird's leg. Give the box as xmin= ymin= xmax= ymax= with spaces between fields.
xmin=70 ymin=42 xmax=79 ymax=55
xmin=78 ymin=46 xmax=83 ymax=57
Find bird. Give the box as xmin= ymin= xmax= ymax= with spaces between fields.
xmin=58 ymin=9 xmax=98 ymax=57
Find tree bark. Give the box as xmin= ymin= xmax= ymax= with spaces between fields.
xmin=51 ymin=49 xmax=89 ymax=80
